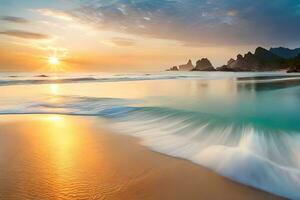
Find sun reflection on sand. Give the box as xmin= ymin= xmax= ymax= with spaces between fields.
xmin=41 ymin=115 xmax=81 ymax=184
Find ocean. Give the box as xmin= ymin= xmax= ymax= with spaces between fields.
xmin=1 ymin=71 xmax=300 ymax=199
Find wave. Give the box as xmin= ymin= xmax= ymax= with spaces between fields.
xmin=0 ymin=77 xmax=97 ymax=86
xmin=1 ymin=72 xmax=300 ymax=86
xmin=0 ymin=96 xmax=299 ymax=199
xmin=0 ymin=75 xmax=185 ymax=86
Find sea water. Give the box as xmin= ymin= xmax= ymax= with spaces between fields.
xmin=0 ymin=71 xmax=300 ymax=199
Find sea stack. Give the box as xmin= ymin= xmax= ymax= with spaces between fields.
xmin=178 ymin=59 xmax=194 ymax=71
xmin=170 ymin=66 xmax=179 ymax=71
xmin=192 ymin=58 xmax=215 ymax=71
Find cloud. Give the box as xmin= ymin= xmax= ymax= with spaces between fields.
xmin=33 ymin=8 xmax=73 ymax=21
xmin=69 ymin=0 xmax=300 ymax=46
xmin=0 ymin=30 xmax=51 ymax=40
xmin=108 ymin=37 xmax=136 ymax=46
xmin=0 ymin=16 xmax=29 ymax=23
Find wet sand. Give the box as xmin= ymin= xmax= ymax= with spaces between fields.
xmin=0 ymin=115 xmax=284 ymax=200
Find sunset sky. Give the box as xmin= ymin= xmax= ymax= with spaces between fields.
xmin=1 ymin=0 xmax=300 ymax=72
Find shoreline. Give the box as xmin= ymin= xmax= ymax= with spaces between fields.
xmin=0 ymin=114 xmax=284 ymax=200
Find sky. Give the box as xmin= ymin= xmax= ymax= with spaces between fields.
xmin=0 ymin=0 xmax=300 ymax=72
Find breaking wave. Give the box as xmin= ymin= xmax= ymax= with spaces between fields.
xmin=0 ymin=96 xmax=299 ymax=199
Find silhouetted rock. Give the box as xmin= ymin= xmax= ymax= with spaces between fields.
xmin=192 ymin=58 xmax=215 ymax=71
xmin=178 ymin=59 xmax=194 ymax=71
xmin=216 ymin=65 xmax=234 ymax=71
xmin=165 ymin=46 xmax=300 ymax=73
xmin=270 ymin=47 xmax=300 ymax=59
xmin=227 ymin=58 xmax=235 ymax=65
xmin=237 ymin=54 xmax=243 ymax=60
xmin=226 ymin=47 xmax=286 ymax=71
xmin=35 ymin=74 xmax=49 ymax=78
xmin=287 ymin=54 xmax=300 ymax=73
xmin=166 ymin=66 xmax=179 ymax=71
xmin=287 ymin=67 xmax=300 ymax=73
xmin=171 ymin=66 xmax=179 ymax=71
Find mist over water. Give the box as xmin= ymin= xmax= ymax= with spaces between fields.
xmin=0 ymin=72 xmax=300 ymax=199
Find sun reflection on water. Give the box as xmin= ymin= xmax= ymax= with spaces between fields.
xmin=50 ymin=84 xmax=59 ymax=95
xmin=47 ymin=115 xmax=63 ymax=122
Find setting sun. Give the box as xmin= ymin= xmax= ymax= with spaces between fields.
xmin=49 ymin=56 xmax=59 ymax=65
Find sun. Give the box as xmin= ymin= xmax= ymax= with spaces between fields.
xmin=48 ymin=56 xmax=59 ymax=65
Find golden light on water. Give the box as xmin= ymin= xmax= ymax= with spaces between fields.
xmin=47 ymin=115 xmax=63 ymax=122
xmin=50 ymin=84 xmax=59 ymax=95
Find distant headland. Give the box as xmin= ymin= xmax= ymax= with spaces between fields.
xmin=167 ymin=47 xmax=300 ymax=73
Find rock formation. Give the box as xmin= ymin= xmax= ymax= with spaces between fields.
xmin=227 ymin=58 xmax=235 ymax=65
xmin=218 ymin=47 xmax=286 ymax=71
xmin=166 ymin=46 xmax=300 ymax=73
xmin=166 ymin=66 xmax=179 ymax=71
xmin=216 ymin=65 xmax=234 ymax=71
xmin=170 ymin=66 xmax=179 ymax=71
xmin=287 ymin=54 xmax=300 ymax=73
xmin=287 ymin=67 xmax=300 ymax=73
xmin=191 ymin=58 xmax=215 ymax=71
xmin=178 ymin=59 xmax=194 ymax=71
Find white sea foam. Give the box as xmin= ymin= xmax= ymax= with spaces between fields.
xmin=107 ymin=109 xmax=300 ymax=199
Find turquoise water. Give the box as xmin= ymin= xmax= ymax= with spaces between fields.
xmin=0 ymin=71 xmax=300 ymax=199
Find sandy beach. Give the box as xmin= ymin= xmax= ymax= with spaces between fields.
xmin=0 ymin=115 xmax=283 ymax=200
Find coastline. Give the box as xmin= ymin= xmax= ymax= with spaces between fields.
xmin=0 ymin=115 xmax=284 ymax=200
